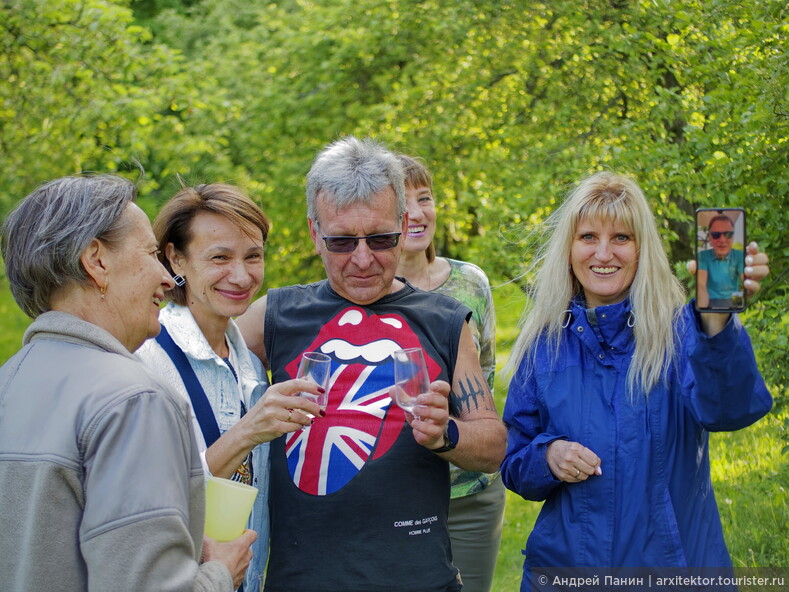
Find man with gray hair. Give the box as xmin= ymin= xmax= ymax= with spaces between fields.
xmin=237 ymin=136 xmax=506 ymax=592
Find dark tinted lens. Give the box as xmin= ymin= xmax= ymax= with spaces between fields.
xmin=711 ymin=231 xmax=734 ymax=239
xmin=324 ymin=237 xmax=358 ymax=252
xmin=322 ymin=232 xmax=401 ymax=253
xmin=366 ymin=233 xmax=400 ymax=250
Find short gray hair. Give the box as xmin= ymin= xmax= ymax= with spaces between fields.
xmin=306 ymin=136 xmax=406 ymax=224
xmin=1 ymin=174 xmax=136 ymax=318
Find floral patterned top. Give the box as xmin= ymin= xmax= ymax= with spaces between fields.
xmin=433 ymin=258 xmax=499 ymax=498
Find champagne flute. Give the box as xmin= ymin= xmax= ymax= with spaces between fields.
xmin=392 ymin=347 xmax=430 ymax=420
xmin=296 ymin=352 xmax=332 ymax=419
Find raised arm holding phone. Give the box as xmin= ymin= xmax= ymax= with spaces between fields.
xmin=500 ymin=172 xmax=772 ymax=590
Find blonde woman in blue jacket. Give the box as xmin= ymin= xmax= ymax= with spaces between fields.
xmin=501 ymin=172 xmax=771 ymax=589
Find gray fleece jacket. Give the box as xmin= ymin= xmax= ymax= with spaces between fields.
xmin=0 ymin=311 xmax=232 ymax=591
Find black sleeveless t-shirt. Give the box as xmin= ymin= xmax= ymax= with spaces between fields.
xmin=263 ymin=279 xmax=469 ymax=592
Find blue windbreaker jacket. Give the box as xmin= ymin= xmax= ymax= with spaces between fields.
xmin=501 ymin=299 xmax=771 ymax=575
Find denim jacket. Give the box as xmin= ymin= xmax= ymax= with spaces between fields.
xmin=137 ymin=303 xmax=270 ymax=590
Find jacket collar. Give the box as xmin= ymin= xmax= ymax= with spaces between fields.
xmin=570 ymin=297 xmax=635 ymax=353
xmin=159 ymin=302 xmax=230 ymax=362
xmin=24 ymin=311 xmax=137 ymax=359
xmin=158 ymin=302 xmax=260 ymax=406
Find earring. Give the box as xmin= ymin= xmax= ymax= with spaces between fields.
xmin=100 ymin=285 xmax=107 ymax=300
xmin=172 ymin=274 xmax=186 ymax=287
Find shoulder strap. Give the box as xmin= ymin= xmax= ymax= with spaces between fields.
xmin=155 ymin=324 xmax=222 ymax=447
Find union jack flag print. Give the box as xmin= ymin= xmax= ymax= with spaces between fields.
xmin=283 ymin=307 xmax=441 ymax=495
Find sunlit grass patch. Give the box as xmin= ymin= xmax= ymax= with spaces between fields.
xmin=711 ymin=409 xmax=789 ymax=567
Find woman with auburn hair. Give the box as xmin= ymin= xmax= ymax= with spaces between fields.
xmin=501 ymin=171 xmax=772 ymax=589
xmin=137 ymin=182 xmax=322 ymax=591
xmin=396 ymin=154 xmax=504 ymax=592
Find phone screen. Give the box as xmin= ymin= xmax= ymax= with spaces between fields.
xmin=695 ymin=208 xmax=746 ymax=312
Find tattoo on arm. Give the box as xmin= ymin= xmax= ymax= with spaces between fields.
xmin=450 ymin=373 xmax=496 ymax=417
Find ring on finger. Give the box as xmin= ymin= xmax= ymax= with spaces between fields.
xmin=575 ymin=468 xmax=581 ymax=478
xmin=286 ymin=409 xmax=293 ymax=422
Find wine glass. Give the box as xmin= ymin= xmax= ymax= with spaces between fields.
xmin=392 ymin=347 xmax=430 ymax=419
xmin=296 ymin=351 xmax=332 ymax=418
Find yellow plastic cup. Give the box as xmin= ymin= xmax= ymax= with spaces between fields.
xmin=204 ymin=475 xmax=258 ymax=542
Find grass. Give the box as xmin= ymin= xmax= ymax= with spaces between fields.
xmin=490 ymin=281 xmax=540 ymax=591
xmin=0 ymin=276 xmax=785 ymax=590
xmin=710 ymin=414 xmax=789 ymax=568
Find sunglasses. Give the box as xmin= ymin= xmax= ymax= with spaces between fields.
xmin=321 ymin=232 xmax=402 ymax=253
xmin=710 ymin=231 xmax=734 ymax=239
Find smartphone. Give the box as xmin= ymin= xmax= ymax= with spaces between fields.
xmin=694 ymin=208 xmax=746 ymax=312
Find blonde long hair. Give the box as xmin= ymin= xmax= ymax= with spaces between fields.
xmin=504 ymin=172 xmax=686 ymax=395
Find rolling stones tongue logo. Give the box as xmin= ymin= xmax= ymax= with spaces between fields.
xmin=284 ymin=306 xmax=441 ymax=495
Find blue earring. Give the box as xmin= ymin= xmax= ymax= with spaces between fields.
xmin=172 ymin=274 xmax=186 ymax=287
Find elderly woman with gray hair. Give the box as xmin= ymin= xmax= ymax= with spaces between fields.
xmin=0 ymin=174 xmax=255 ymax=592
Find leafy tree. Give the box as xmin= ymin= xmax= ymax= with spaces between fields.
xmin=0 ymin=0 xmax=240 ymax=216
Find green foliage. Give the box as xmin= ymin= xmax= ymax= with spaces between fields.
xmin=0 ymin=0 xmax=245 ymax=214
xmin=115 ymin=0 xmax=789 ymax=309
xmin=0 ymin=268 xmax=33 ymax=360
